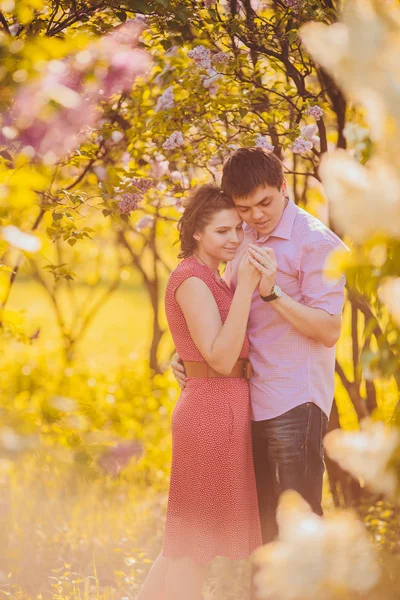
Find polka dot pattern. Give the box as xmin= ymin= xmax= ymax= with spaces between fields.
xmin=162 ymin=257 xmax=261 ymax=565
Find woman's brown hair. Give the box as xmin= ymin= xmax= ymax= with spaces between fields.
xmin=178 ymin=184 xmax=235 ymax=259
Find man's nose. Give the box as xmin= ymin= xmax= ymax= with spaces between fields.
xmin=252 ymin=207 xmax=264 ymax=221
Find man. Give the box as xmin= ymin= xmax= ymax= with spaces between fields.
xmin=172 ymin=147 xmax=348 ymax=545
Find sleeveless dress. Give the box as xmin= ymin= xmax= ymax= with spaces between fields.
xmin=163 ymin=257 xmax=261 ymax=564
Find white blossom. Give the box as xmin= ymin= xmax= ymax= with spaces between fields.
xmin=254 ymin=490 xmax=381 ymax=600
xmin=324 ymin=418 xmax=400 ymax=497
xmin=2 ymin=226 xmax=41 ymax=252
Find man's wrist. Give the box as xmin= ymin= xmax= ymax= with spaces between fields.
xmin=260 ymin=284 xmax=282 ymax=303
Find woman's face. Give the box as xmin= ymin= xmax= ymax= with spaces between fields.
xmin=194 ymin=208 xmax=244 ymax=262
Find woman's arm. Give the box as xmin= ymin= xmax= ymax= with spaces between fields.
xmin=175 ymin=276 xmax=254 ymax=375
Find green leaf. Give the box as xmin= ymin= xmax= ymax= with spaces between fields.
xmin=116 ymin=11 xmax=127 ymax=21
xmin=68 ymin=239 xmax=77 ymax=246
xmin=125 ymin=0 xmax=152 ymax=14
xmin=239 ymin=108 xmax=248 ymax=118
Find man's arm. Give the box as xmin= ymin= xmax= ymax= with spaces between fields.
xmin=248 ymin=242 xmax=345 ymax=348
xmin=267 ymin=292 xmax=341 ymax=347
xmin=171 ymin=354 xmax=186 ymax=389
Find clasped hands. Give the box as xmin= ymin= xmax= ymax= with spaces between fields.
xmin=248 ymin=244 xmax=277 ymax=297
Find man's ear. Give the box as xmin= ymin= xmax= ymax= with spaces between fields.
xmin=281 ymin=179 xmax=287 ymax=194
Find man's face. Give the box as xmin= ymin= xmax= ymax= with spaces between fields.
xmin=233 ymin=183 xmax=287 ymax=237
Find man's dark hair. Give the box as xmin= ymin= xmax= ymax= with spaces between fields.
xmin=221 ymin=147 xmax=284 ymax=199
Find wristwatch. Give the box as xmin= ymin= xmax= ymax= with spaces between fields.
xmin=260 ymin=284 xmax=282 ymax=302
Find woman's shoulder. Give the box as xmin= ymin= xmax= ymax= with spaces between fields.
xmin=166 ymin=258 xmax=215 ymax=294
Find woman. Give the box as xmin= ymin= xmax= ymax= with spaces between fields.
xmin=138 ymin=184 xmax=261 ymax=600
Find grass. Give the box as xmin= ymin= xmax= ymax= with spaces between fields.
xmin=2 ymin=279 xmax=398 ymax=600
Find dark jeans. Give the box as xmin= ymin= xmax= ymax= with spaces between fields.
xmin=251 ymin=402 xmax=329 ymax=544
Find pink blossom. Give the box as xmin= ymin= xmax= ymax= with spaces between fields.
xmin=10 ymin=21 xmax=151 ymax=161
xmin=162 ymin=131 xmax=184 ymax=150
xmin=188 ymin=45 xmax=212 ymax=69
xmin=283 ymin=0 xmax=301 ymax=8
xmin=305 ymin=105 xmax=324 ymax=120
xmin=129 ymin=177 xmax=153 ymax=193
xmin=255 ymin=134 xmax=275 ymax=151
xmin=97 ymin=440 xmax=142 ymax=476
xmin=136 ymin=215 xmax=154 ymax=232
xmin=155 ymin=86 xmax=175 ymax=111
xmin=300 ymin=124 xmax=318 ymax=140
xmin=212 ymin=52 xmax=231 ymax=65
xmin=118 ymin=193 xmax=141 ymax=214
xmin=204 ymin=0 xmax=216 ymax=7
xmin=290 ymin=136 xmax=313 ymax=154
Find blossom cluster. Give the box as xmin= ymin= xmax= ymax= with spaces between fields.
xmin=136 ymin=215 xmax=154 ymax=232
xmin=290 ymin=136 xmax=313 ymax=153
xmin=283 ymin=0 xmax=301 ymax=9
xmin=155 ymin=86 xmax=174 ymax=111
xmin=117 ymin=177 xmax=153 ymax=215
xmin=162 ymin=131 xmax=184 ymax=150
xmin=117 ymin=193 xmax=141 ymax=214
xmin=254 ymin=490 xmax=380 ymax=600
xmin=305 ymin=105 xmax=324 ymax=120
xmin=324 ymin=418 xmax=400 ymax=497
xmin=255 ymin=134 xmax=274 ymax=151
xmin=11 ymin=20 xmax=151 ymax=162
xmin=212 ymin=52 xmax=230 ymax=65
xmin=187 ymin=45 xmax=212 ymax=69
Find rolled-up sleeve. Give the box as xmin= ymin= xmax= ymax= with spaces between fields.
xmin=299 ymin=238 xmax=348 ymax=315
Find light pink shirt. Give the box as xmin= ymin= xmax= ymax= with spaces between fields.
xmin=224 ymin=199 xmax=348 ymax=421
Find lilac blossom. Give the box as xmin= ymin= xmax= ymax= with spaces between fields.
xmin=155 ymin=86 xmax=175 ymax=111
xmin=97 ymin=440 xmax=143 ymax=476
xmin=129 ymin=177 xmax=153 ymax=193
xmin=136 ymin=215 xmax=154 ymax=232
xmin=283 ymin=0 xmax=301 ymax=8
xmin=290 ymin=136 xmax=313 ymax=154
xmin=118 ymin=193 xmax=141 ymax=214
xmin=255 ymin=134 xmax=275 ymax=151
xmin=10 ymin=20 xmax=151 ymax=161
xmin=162 ymin=131 xmax=184 ymax=150
xmin=212 ymin=52 xmax=231 ymax=66
xmin=188 ymin=45 xmax=212 ymax=69
xmin=305 ymin=105 xmax=324 ymax=120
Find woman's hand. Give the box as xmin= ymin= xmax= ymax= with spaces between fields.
xmin=248 ymin=245 xmax=277 ymax=296
xmin=237 ymin=251 xmax=262 ymax=292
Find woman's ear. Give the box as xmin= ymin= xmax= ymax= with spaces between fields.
xmin=193 ymin=232 xmax=201 ymax=242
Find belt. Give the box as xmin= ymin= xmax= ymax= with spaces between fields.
xmin=183 ymin=359 xmax=252 ymax=380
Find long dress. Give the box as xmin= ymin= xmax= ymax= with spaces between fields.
xmin=162 ymin=257 xmax=261 ymax=564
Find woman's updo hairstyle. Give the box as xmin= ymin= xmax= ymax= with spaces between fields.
xmin=177 ymin=184 xmax=235 ymax=259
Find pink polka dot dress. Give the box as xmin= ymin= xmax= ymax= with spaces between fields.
xmin=163 ymin=257 xmax=261 ymax=564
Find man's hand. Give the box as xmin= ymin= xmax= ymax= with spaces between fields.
xmin=171 ymin=354 xmax=186 ymax=389
xmin=248 ymin=245 xmax=277 ymax=297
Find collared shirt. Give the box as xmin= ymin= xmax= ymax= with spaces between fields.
xmin=224 ymin=199 xmax=348 ymax=421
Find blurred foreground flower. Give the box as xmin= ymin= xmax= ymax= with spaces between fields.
xmin=10 ymin=20 xmax=151 ymax=162
xmin=1 ymin=225 xmax=41 ymax=252
xmin=324 ymin=418 xmax=400 ymax=497
xmin=378 ymin=278 xmax=400 ymax=326
xmin=253 ymin=490 xmax=380 ymax=600
xmin=97 ymin=440 xmax=143 ymax=476
xmin=319 ymin=151 xmax=400 ymax=242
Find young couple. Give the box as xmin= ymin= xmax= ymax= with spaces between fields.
xmin=138 ymin=148 xmax=347 ymax=600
